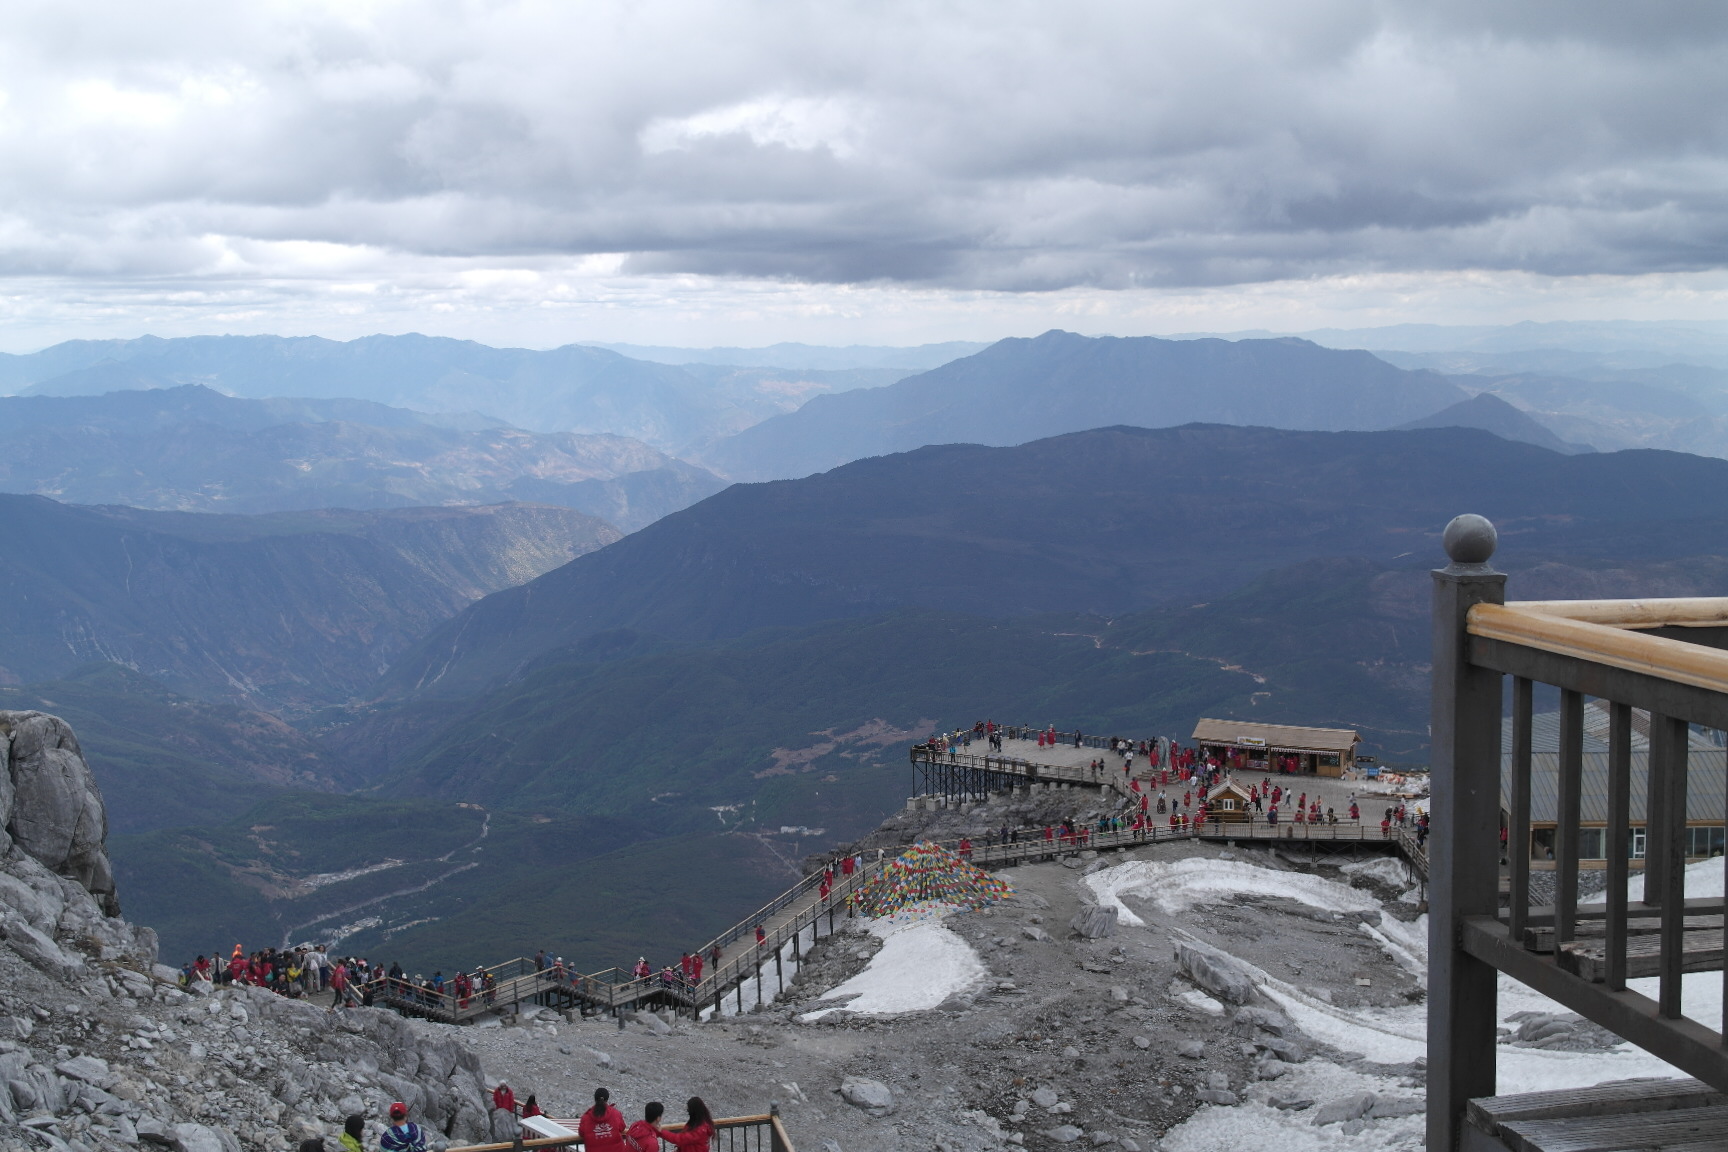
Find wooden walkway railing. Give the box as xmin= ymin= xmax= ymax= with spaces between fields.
xmin=447 ymin=1110 xmax=793 ymax=1152
xmin=909 ymin=745 xmax=1139 ymax=802
xmin=1428 ymin=514 xmax=1728 ymax=1152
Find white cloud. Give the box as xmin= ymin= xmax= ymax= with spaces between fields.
xmin=0 ymin=0 xmax=1725 ymax=341
xmin=641 ymin=95 xmax=867 ymax=158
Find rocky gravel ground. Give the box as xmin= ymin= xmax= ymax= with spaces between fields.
xmin=442 ymin=836 xmax=1452 ymax=1152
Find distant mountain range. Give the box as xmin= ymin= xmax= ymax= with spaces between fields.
xmin=23 ymin=319 xmax=1728 ymax=968
xmin=1397 ymin=392 xmax=1592 ymax=455
xmin=0 ymin=496 xmax=617 ymax=707
xmin=91 ymin=417 xmax=1728 ymax=966
xmin=1202 ymin=319 xmax=1728 ymax=366
xmin=0 ymin=333 xmax=912 ymax=454
xmin=695 ymin=330 xmax=1469 ymax=480
xmin=0 ymin=385 xmax=725 ymax=530
xmin=585 ymin=340 xmax=990 ymax=371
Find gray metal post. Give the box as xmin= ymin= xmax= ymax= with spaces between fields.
xmin=1427 ymin=514 xmax=1506 ymax=1152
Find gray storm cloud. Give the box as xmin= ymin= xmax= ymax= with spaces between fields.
xmin=1 ymin=0 xmax=1725 ymax=290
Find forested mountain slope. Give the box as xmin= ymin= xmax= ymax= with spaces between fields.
xmin=0 ymin=496 xmax=618 ymax=707
xmin=387 ymin=423 xmax=1728 ymax=698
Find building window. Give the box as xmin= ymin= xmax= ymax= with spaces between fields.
xmin=1577 ymin=828 xmax=1605 ymax=860
xmin=1686 ymin=826 xmax=1726 ymax=859
xmin=1630 ymin=828 xmax=1646 ymax=860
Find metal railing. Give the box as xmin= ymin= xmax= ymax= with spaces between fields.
xmin=446 ymin=1111 xmax=794 ymax=1152
xmin=1428 ymin=513 xmax=1728 ymax=1151
xmin=909 ymin=745 xmax=1138 ymax=800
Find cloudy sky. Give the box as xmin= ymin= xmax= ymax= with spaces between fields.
xmin=1 ymin=0 xmax=1726 ymax=349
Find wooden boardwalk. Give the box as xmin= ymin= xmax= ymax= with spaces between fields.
xmin=377 ymin=748 xmax=1427 ymax=1025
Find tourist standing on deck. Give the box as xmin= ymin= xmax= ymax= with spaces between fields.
xmin=656 ymin=1099 xmax=714 ymax=1152
xmin=579 ymin=1088 xmax=627 ymax=1152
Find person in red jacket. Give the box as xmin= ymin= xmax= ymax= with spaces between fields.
xmin=657 ymin=1098 xmax=713 ymax=1152
xmin=491 ymin=1083 xmax=516 ymax=1118
xmin=625 ymin=1102 xmax=663 ymax=1152
xmin=578 ymin=1088 xmax=626 ymax=1152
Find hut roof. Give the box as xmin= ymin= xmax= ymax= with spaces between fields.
xmin=1207 ymin=778 xmax=1253 ymax=802
xmin=1192 ymin=718 xmax=1359 ymax=755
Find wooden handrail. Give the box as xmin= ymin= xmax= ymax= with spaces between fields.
xmin=1507 ymin=597 xmax=1728 ymax=630
xmin=445 ymin=1114 xmax=783 ymax=1152
xmin=1468 ymin=603 xmax=1728 ymax=696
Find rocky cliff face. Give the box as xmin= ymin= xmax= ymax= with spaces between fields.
xmin=2 ymin=711 xmax=119 ymax=917
xmin=0 ymin=711 xmax=490 ymax=1152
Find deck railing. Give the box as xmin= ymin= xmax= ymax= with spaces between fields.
xmin=446 ymin=1111 xmax=794 ymax=1152
xmin=909 ymin=745 xmax=1138 ymax=800
xmin=1428 ymin=514 xmax=1728 ymax=1151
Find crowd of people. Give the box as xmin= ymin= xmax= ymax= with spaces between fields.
xmin=176 ymin=945 xmax=519 ymax=1013
xmin=922 ymin=719 xmax=1431 ymax=845
xmin=178 ymin=939 xmax=749 ymax=1018
xmin=489 ymin=1086 xmax=716 ymax=1152
xmin=300 ymin=1091 xmax=717 ymax=1152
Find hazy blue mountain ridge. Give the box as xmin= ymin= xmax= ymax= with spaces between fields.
xmin=586 ymin=339 xmax=990 ymax=371
xmin=695 ymin=330 xmax=1469 ymax=480
xmin=0 ymin=385 xmax=726 ymax=529
xmin=1 ymin=333 xmax=907 ymax=454
xmin=1396 ymin=391 xmax=1593 ymax=454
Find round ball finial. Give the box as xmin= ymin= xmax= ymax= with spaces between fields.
xmin=1443 ymin=514 xmax=1497 ymax=565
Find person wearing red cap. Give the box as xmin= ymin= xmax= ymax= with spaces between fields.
xmin=379 ymin=1104 xmax=425 ymax=1152
xmin=578 ymin=1088 xmax=627 ymax=1152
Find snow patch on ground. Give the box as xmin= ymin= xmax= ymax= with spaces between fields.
xmin=1085 ymin=857 xmax=1380 ymax=926
xmin=1164 ymin=1060 xmax=1424 ymax=1152
xmin=1144 ymin=855 xmax=1692 ymax=1149
xmin=798 ymin=904 xmax=986 ymax=1020
xmin=1174 ymin=988 xmax=1226 ymax=1017
xmin=1339 ymin=857 xmax=1413 ymax=889
xmin=1632 ymin=855 xmax=1727 ymax=901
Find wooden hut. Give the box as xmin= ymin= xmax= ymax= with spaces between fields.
xmin=1191 ymin=719 xmax=1361 ymax=777
xmin=1204 ymin=778 xmax=1255 ymax=823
